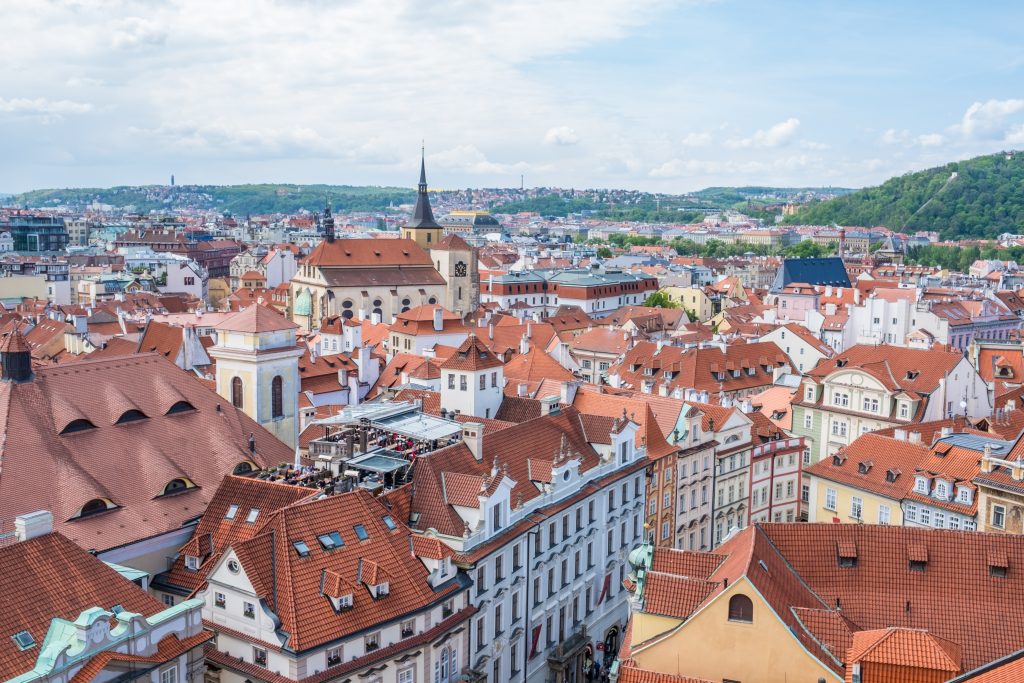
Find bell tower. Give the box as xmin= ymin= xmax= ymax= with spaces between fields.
xmin=401 ymin=147 xmax=443 ymax=249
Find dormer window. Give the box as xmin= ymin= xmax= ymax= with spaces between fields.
xmin=857 ymin=461 xmax=873 ymax=475
xmin=374 ymin=583 xmax=390 ymax=598
xmin=115 ymin=409 xmax=148 ymax=424
xmin=885 ymin=469 xmax=901 ymax=483
xmin=899 ymin=402 xmax=910 ymax=419
xmin=747 ymin=367 xmax=756 ymax=376
xmin=934 ymin=481 xmax=949 ymax=500
xmin=906 ymin=370 xmax=919 ymax=380
xmin=166 ymin=400 xmax=196 ymax=414
xmin=914 ymin=477 xmax=929 ymax=494
xmin=185 ymin=555 xmax=200 ymax=570
xmin=957 ymin=487 xmax=972 ymax=504
xmin=805 ymin=386 xmax=815 ymax=400
xmin=61 ymin=419 xmax=97 ymax=435
xmin=163 ymin=478 xmax=194 ymax=496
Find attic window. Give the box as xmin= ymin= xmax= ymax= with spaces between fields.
xmin=61 ymin=419 xmax=97 ymax=434
xmin=78 ymin=498 xmax=115 ymax=518
xmin=989 ymin=551 xmax=1009 ymax=578
xmin=233 ymin=461 xmax=255 ymax=475
xmin=837 ymin=542 xmax=858 ymax=568
xmin=836 ymin=359 xmax=848 ymax=368
xmin=163 ymin=478 xmax=193 ymax=495
xmin=908 ymin=544 xmax=928 ymax=572
xmin=116 ymin=409 xmax=148 ymax=424
xmin=166 ymin=400 xmax=196 ymax=414
xmin=318 ymin=532 xmax=344 ymax=550
xmin=382 ymin=515 xmax=397 ymax=531
xmin=353 ymin=524 xmax=369 ymax=541
xmin=906 ymin=370 xmax=920 ymax=380
xmin=832 ymin=453 xmax=847 ymax=466
xmin=246 ymin=508 xmax=260 ymax=523
xmin=11 ymin=631 xmax=35 ymax=651
xmin=858 ymin=461 xmax=873 ymax=475
xmin=293 ymin=540 xmax=310 ymax=557
xmin=225 ymin=505 xmax=239 ymax=520
xmin=885 ymin=469 xmax=901 ymax=483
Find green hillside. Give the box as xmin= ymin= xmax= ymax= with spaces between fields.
xmin=11 ymin=184 xmax=415 ymax=215
xmin=784 ymin=151 xmax=1024 ymax=239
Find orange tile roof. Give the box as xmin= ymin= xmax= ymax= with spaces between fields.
xmin=439 ymin=334 xmax=503 ymax=371
xmin=502 ymin=346 xmax=574 ymax=384
xmin=845 ymin=628 xmax=961 ymax=678
xmin=159 ymin=476 xmax=317 ymax=594
xmin=228 ymin=488 xmax=464 ymax=653
xmin=0 ymin=533 xmax=168 ymax=679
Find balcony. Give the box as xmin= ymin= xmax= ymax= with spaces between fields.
xmin=751 ymin=437 xmax=804 ymax=458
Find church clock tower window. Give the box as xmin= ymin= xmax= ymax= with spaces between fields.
xmin=271 ymin=376 xmax=284 ymax=418
xmin=455 ymin=261 xmax=467 ymax=277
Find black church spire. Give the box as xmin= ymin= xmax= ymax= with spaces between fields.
xmin=407 ymin=146 xmax=441 ymax=229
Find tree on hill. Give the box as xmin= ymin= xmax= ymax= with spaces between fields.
xmin=784 ymin=152 xmax=1024 ymax=239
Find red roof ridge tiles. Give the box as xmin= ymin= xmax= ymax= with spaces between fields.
xmin=440 ymin=334 xmax=503 ymax=372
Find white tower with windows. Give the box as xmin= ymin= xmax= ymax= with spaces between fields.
xmin=439 ymin=334 xmax=505 ymax=420
xmin=209 ymin=304 xmax=304 ymax=448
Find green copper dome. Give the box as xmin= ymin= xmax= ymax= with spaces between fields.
xmin=293 ymin=288 xmax=312 ymax=317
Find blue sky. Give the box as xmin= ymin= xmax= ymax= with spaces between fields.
xmin=1 ymin=0 xmax=1022 ymax=193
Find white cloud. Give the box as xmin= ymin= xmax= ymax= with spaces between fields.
xmin=543 ymin=126 xmax=580 ymax=146
xmin=916 ymin=133 xmax=945 ymax=147
xmin=679 ymin=131 xmax=712 ymax=147
xmin=111 ymin=17 xmax=167 ymax=49
xmin=0 ymin=97 xmax=93 ymax=114
xmin=429 ymin=145 xmax=534 ymax=175
xmin=956 ymin=98 xmax=1024 ymax=139
xmin=65 ymin=77 xmax=104 ymax=88
xmin=725 ymin=117 xmax=800 ymax=148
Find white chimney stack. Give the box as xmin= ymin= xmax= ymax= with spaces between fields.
xmin=15 ymin=510 xmax=53 ymax=542
xmin=462 ymin=423 xmax=484 ymax=461
xmin=433 ymin=306 xmax=444 ymax=332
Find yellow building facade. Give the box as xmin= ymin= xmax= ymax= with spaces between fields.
xmin=627 ymin=577 xmax=841 ymax=682
xmin=660 ymin=286 xmax=713 ymax=322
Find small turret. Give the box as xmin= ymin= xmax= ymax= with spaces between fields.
xmin=0 ymin=330 xmax=32 ymax=383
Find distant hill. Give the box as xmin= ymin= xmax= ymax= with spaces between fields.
xmin=784 ymin=151 xmax=1024 ymax=239
xmin=9 ymin=184 xmax=415 ymax=215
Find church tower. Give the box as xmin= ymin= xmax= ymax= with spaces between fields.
xmin=209 ymin=304 xmax=305 ymax=448
xmin=401 ymin=148 xmax=443 ymax=249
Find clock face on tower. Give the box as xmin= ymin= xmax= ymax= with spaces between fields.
xmin=454 ymin=261 xmax=467 ymax=277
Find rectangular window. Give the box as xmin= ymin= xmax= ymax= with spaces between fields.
xmin=491 ymin=371 xmax=497 ymax=388
xmin=825 ymin=488 xmax=837 ymax=511
xmin=803 ymin=413 xmax=813 ymax=429
xmin=512 ymin=543 xmax=521 ymax=570
xmin=476 ymin=619 xmax=485 ymax=651
xmin=547 ymin=568 xmax=555 ymax=597
xmin=495 ymin=556 xmax=504 ymax=583
xmin=160 ymin=667 xmax=177 ymax=683
xmin=851 ymin=497 xmax=862 ymax=520
xmin=448 ymin=374 xmax=455 ymax=390
xmin=993 ymin=505 xmax=1006 ymax=529
xmin=253 ymin=647 xmax=267 ymax=667
xmin=460 ymin=375 xmax=467 ymax=391
xmin=398 ymin=669 xmax=414 ymax=683
xmin=243 ymin=601 xmax=255 ymax=618
xmin=879 ymin=505 xmax=891 ymax=525
xmin=401 ymin=619 xmax=415 ymax=638
xmin=480 ymin=374 xmax=486 ymax=390
xmin=494 ymin=604 xmax=503 ymax=635
xmin=512 ymin=591 xmax=521 ymax=622
xmin=214 ymin=592 xmax=226 ymax=608
xmin=476 ymin=566 xmax=487 ymax=593
xmin=801 ymin=484 xmax=810 ymax=504
xmin=326 ymin=646 xmax=342 ymax=667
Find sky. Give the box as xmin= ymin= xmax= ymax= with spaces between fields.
xmin=1 ymin=0 xmax=1023 ymax=194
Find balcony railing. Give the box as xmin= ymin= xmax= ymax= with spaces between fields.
xmin=752 ymin=437 xmax=804 ymax=458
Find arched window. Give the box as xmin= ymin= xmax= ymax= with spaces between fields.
xmin=728 ymin=594 xmax=753 ymax=623
xmin=163 ymin=478 xmax=192 ymax=495
xmin=60 ymin=418 xmax=96 ymax=435
xmin=79 ymin=498 xmax=114 ymax=518
xmin=233 ymin=461 xmax=255 ymax=475
xmin=271 ymin=376 xmax=283 ymax=418
xmin=115 ymin=409 xmax=148 ymax=424
xmin=166 ymin=400 xmax=196 ymax=415
xmin=231 ymin=377 xmax=244 ymax=408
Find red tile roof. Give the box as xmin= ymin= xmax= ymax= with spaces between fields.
xmin=0 ymin=354 xmax=293 ymax=551
xmin=215 ymin=303 xmax=298 ymax=333
xmin=159 ymin=476 xmax=317 ymax=594
xmin=303 ymin=238 xmax=433 ymax=268
xmin=226 ymin=489 xmax=464 ymax=653
xmin=0 ymin=533 xmax=168 ymax=679
xmin=439 ymin=334 xmax=503 ymax=372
